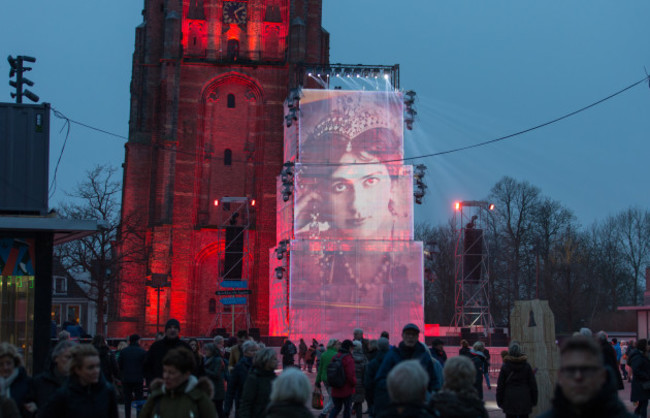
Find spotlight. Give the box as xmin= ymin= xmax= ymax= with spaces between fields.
xmin=213 ymin=199 xmax=219 ymax=207
xmin=274 ymin=266 xmax=286 ymax=280
xmin=488 ymin=203 xmax=495 ymax=211
xmin=455 ymin=202 xmax=461 ymax=211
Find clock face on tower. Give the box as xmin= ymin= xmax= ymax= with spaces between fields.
xmin=223 ymin=1 xmax=247 ymax=24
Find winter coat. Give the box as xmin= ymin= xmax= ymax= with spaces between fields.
xmin=0 ymin=396 xmax=20 ymax=418
xmin=428 ymin=390 xmax=488 ymax=418
xmin=469 ymin=349 xmax=486 ymax=399
xmin=117 ymin=343 xmax=146 ymax=384
xmin=495 ymin=355 xmax=538 ymax=415
xmin=30 ymin=368 xmax=66 ymax=411
xmin=39 ymin=375 xmax=118 ymax=418
xmin=330 ymin=352 xmax=357 ymax=399
xmin=263 ymin=401 xmax=313 ymax=418
xmin=225 ymin=355 xmax=253 ymax=411
xmin=376 ymin=402 xmax=435 ymax=418
xmin=280 ymin=342 xmax=297 ymax=365
xmin=228 ymin=344 xmax=242 ymax=371
xmin=95 ymin=345 xmax=119 ymax=383
xmin=139 ymin=376 xmax=215 ymax=418
xmin=430 ymin=347 xmax=447 ymax=367
xmin=351 ymin=351 xmax=367 ymax=403
xmin=538 ymin=378 xmax=634 ymax=418
xmin=3 ymin=367 xmax=33 ymax=418
xmin=459 ymin=347 xmax=471 ymax=357
xmin=374 ymin=342 xmax=439 ymax=412
xmin=364 ymin=347 xmax=388 ymax=405
xmin=143 ymin=337 xmax=191 ymax=384
xmin=203 ymin=353 xmax=227 ymax=401
xmin=305 ymin=347 xmax=316 ymax=364
xmin=238 ymin=367 xmax=276 ymax=418
xmin=315 ymin=347 xmax=337 ymax=386
xmin=628 ymin=348 xmax=650 ymax=402
xmin=298 ymin=341 xmax=308 ymax=357
xmin=600 ymin=339 xmax=624 ymax=390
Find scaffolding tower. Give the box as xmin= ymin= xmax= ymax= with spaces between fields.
xmin=452 ymin=201 xmax=494 ymax=335
xmin=212 ymin=197 xmax=252 ymax=335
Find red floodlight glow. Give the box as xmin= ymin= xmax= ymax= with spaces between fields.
xmin=250 ymin=199 xmax=256 ymax=207
xmin=454 ymin=202 xmax=460 ymax=211
xmin=213 ymin=199 xmax=219 ymax=207
xmin=488 ymin=203 xmax=495 ymax=211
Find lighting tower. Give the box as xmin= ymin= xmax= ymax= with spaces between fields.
xmin=452 ymin=200 xmax=495 ymax=335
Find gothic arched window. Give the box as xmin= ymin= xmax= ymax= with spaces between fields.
xmin=227 ymin=94 xmax=236 ymax=108
xmin=224 ymin=149 xmax=232 ymax=166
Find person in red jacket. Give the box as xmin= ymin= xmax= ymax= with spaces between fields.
xmin=329 ymin=340 xmax=357 ymax=418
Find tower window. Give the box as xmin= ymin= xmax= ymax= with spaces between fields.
xmin=227 ymin=39 xmax=239 ymax=60
xmin=224 ymin=149 xmax=232 ymax=166
xmin=227 ymin=94 xmax=235 ymax=108
xmin=208 ymin=298 xmax=216 ymax=313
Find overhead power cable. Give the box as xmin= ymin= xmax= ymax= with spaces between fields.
xmin=48 ymin=75 xmax=649 ymax=170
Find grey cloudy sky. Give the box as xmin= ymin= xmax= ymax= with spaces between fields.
xmin=2 ymin=1 xmax=649 ymax=226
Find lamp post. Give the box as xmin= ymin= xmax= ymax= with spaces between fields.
xmin=146 ymin=274 xmax=171 ymax=333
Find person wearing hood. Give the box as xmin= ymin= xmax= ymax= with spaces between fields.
xmin=469 ymin=341 xmax=487 ymax=400
xmin=496 ymin=341 xmax=538 ymax=418
xmin=225 ymin=340 xmax=258 ymax=418
xmin=139 ymin=347 xmax=215 ymax=418
xmin=364 ymin=337 xmax=390 ymax=418
xmin=428 ymin=355 xmax=488 ymax=418
xmin=27 ymin=340 xmax=76 ymax=415
xmin=539 ymin=335 xmax=633 ymax=418
xmin=0 ymin=342 xmax=34 ymax=418
xmin=39 ymin=344 xmax=118 ymax=418
xmin=143 ymin=318 xmax=191 ymax=386
xmin=374 ymin=324 xmax=439 ymax=413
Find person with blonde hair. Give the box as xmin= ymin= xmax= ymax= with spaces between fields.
xmin=40 ymin=344 xmax=118 ymax=418
xmin=264 ymin=368 xmax=312 ymax=418
xmin=377 ymin=360 xmax=433 ymax=418
xmin=0 ymin=342 xmax=33 ymax=417
xmin=428 ymin=355 xmax=488 ymax=417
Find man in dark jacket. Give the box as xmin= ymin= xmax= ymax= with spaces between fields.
xmin=364 ymin=337 xmax=389 ymax=418
xmin=143 ymin=318 xmax=191 ymax=385
xmin=118 ymin=334 xmax=146 ymax=418
xmin=374 ymin=324 xmax=439 ymax=413
xmin=539 ymin=335 xmax=633 ymax=418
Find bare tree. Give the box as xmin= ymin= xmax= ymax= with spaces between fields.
xmin=55 ymin=165 xmax=145 ymax=334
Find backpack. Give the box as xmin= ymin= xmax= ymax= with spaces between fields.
xmin=327 ymin=354 xmax=348 ymax=388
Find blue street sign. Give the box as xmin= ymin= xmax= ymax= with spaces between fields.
xmin=220 ymin=297 xmax=247 ymax=305
xmin=220 ymin=280 xmax=248 ymax=289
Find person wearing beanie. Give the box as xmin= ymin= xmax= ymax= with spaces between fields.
xmin=143 ymin=318 xmax=191 ymax=385
xmin=119 ymin=334 xmax=147 ymax=418
xmin=373 ymin=324 xmax=439 ymax=413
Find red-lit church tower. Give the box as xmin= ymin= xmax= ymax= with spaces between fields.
xmin=110 ymin=0 xmax=329 ymax=337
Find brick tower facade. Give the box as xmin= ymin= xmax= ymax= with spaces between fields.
xmin=110 ymin=0 xmax=329 ymax=337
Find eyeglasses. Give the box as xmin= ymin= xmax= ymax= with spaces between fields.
xmin=559 ymin=365 xmax=602 ymax=378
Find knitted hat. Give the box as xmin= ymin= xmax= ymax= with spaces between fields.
xmin=165 ymin=318 xmax=180 ymax=331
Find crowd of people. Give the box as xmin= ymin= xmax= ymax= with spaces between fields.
xmin=0 ymin=320 xmax=647 ymax=418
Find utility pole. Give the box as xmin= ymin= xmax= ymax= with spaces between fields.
xmin=8 ymin=55 xmax=39 ymax=104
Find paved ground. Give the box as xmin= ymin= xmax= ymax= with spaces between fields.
xmin=119 ymin=369 xmax=637 ymax=417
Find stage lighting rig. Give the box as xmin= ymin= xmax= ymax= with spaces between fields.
xmin=7 ymin=55 xmax=39 ymax=104
xmin=280 ymin=162 xmax=294 ymax=202
xmin=404 ymin=90 xmax=417 ymax=130
xmin=275 ymin=239 xmax=289 ymax=260
xmin=274 ymin=266 xmax=286 ymax=280
xmin=413 ymin=164 xmax=427 ymax=204
xmin=285 ymin=88 xmax=301 ymax=127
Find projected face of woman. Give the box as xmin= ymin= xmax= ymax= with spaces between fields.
xmin=327 ymin=152 xmax=393 ymax=239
